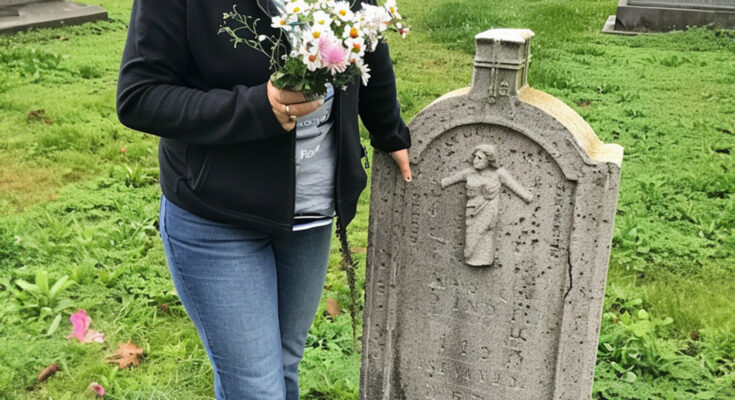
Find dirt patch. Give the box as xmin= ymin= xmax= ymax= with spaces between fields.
xmin=0 ymin=157 xmax=71 ymax=212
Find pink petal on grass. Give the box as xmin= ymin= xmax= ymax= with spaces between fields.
xmin=84 ymin=329 xmax=105 ymax=343
xmin=67 ymin=310 xmax=104 ymax=343
xmin=89 ymin=382 xmax=105 ymax=396
xmin=67 ymin=310 xmax=91 ymax=342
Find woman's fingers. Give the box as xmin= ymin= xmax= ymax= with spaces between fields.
xmin=284 ymin=99 xmax=323 ymax=116
xmin=277 ymin=89 xmax=307 ymax=105
xmin=267 ymin=80 xmax=323 ymax=131
xmin=390 ymin=149 xmax=412 ymax=182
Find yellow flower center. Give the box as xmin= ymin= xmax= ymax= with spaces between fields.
xmin=280 ymin=20 xmax=287 ymax=25
xmin=389 ymin=6 xmax=395 ymax=14
xmin=312 ymin=31 xmax=321 ymax=39
xmin=309 ymin=54 xmax=317 ymax=62
xmin=339 ymin=10 xmax=346 ymax=16
xmin=350 ymin=28 xmax=359 ymax=38
xmin=353 ymin=43 xmax=361 ymax=52
xmin=294 ymin=7 xmax=300 ymax=12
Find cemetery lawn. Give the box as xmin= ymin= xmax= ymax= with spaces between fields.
xmin=0 ymin=0 xmax=732 ymax=398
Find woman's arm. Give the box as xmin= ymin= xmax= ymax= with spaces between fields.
xmin=116 ymin=0 xmax=291 ymax=145
xmin=357 ymin=0 xmax=411 ymax=153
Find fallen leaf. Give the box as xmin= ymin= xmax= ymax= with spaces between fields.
xmin=37 ymin=364 xmax=59 ymax=382
xmin=26 ymin=109 xmax=45 ymax=121
xmin=108 ymin=342 xmax=143 ymax=369
xmin=326 ymin=298 xmax=341 ymax=317
xmin=689 ymin=330 xmax=701 ymax=341
xmin=350 ymin=247 xmax=367 ymax=254
xmin=89 ymin=382 xmax=105 ymax=396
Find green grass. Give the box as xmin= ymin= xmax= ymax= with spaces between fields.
xmin=1 ymin=0 xmax=733 ymax=398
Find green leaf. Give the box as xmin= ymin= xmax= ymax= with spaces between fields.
xmin=622 ymin=371 xmax=637 ymax=383
xmin=14 ymin=279 xmax=39 ymax=293
xmin=637 ymin=309 xmax=649 ymax=320
xmin=35 ymin=270 xmax=49 ymax=297
xmin=46 ymin=314 xmax=62 ymax=336
xmin=49 ymin=275 xmax=72 ymax=301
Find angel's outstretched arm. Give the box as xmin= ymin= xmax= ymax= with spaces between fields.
xmin=498 ymin=168 xmax=533 ymax=203
xmin=441 ymin=168 xmax=473 ymax=188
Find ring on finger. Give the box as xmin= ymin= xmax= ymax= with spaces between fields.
xmin=285 ymin=104 xmax=296 ymax=121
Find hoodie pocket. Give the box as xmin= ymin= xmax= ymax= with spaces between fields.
xmin=187 ymin=146 xmax=213 ymax=192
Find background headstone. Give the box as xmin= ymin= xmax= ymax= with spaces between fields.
xmin=0 ymin=0 xmax=107 ymax=34
xmin=361 ymin=29 xmax=623 ymax=400
xmin=603 ymin=0 xmax=735 ymax=34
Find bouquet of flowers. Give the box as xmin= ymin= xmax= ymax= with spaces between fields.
xmin=219 ymin=0 xmax=408 ymax=99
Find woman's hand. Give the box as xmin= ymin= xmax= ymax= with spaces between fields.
xmin=390 ymin=149 xmax=412 ymax=182
xmin=267 ymin=80 xmax=323 ymax=132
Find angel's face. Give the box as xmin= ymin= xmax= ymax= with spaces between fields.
xmin=472 ymin=151 xmax=489 ymax=170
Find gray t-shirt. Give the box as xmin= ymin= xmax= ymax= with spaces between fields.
xmin=294 ymin=84 xmax=336 ymax=219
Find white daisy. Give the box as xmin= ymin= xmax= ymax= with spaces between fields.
xmin=311 ymin=10 xmax=332 ymax=31
xmin=286 ymin=0 xmax=308 ymax=15
xmin=333 ymin=1 xmax=354 ymax=22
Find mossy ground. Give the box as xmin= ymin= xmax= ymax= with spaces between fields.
xmin=0 ymin=0 xmax=733 ymax=398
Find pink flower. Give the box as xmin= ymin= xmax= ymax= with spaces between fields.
xmin=89 ymin=382 xmax=105 ymax=396
xmin=318 ymin=37 xmax=348 ymax=74
xmin=67 ymin=310 xmax=104 ymax=343
xmin=120 ymin=146 xmax=127 ymax=154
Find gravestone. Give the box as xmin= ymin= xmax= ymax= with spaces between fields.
xmin=603 ymin=0 xmax=735 ymax=34
xmin=361 ymin=29 xmax=623 ymax=400
xmin=0 ymin=0 xmax=107 ymax=34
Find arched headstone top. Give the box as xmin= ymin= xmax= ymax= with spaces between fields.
xmin=409 ymin=28 xmax=623 ymax=172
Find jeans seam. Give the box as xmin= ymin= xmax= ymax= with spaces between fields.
xmin=162 ymin=198 xmax=228 ymax=400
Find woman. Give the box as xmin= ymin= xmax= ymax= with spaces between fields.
xmin=115 ymin=0 xmax=412 ymax=398
xmin=441 ymin=144 xmax=531 ymax=266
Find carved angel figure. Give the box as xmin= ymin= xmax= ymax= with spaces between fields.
xmin=441 ymin=144 xmax=533 ymax=266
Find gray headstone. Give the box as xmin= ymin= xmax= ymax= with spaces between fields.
xmin=361 ymin=29 xmax=623 ymax=400
xmin=0 ymin=0 xmax=107 ymax=34
xmin=603 ymin=0 xmax=735 ymax=34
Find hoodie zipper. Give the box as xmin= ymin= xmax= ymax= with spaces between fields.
xmin=334 ymin=89 xmax=343 ymax=223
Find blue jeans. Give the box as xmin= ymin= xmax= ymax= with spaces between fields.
xmin=159 ymin=196 xmax=332 ymax=400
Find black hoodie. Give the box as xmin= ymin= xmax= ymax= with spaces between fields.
xmin=116 ymin=0 xmax=411 ymax=239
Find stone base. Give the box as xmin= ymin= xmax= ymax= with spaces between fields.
xmin=604 ymin=0 xmax=735 ymax=34
xmin=0 ymin=1 xmax=107 ymax=34
xmin=602 ymin=15 xmax=640 ymax=35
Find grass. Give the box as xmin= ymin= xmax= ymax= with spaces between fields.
xmin=0 ymin=0 xmax=733 ymax=398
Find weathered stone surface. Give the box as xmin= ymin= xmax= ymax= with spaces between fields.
xmin=604 ymin=0 xmax=735 ymax=34
xmin=361 ymin=29 xmax=622 ymax=400
xmin=0 ymin=1 xmax=107 ymax=34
